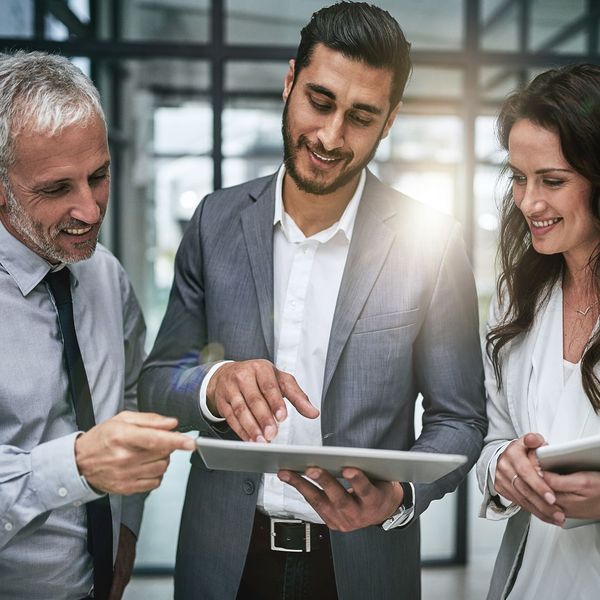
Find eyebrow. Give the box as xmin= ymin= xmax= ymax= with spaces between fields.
xmin=508 ymin=163 xmax=573 ymax=175
xmin=34 ymin=161 xmax=111 ymax=189
xmin=93 ymin=160 xmax=111 ymax=174
xmin=305 ymin=83 xmax=384 ymax=116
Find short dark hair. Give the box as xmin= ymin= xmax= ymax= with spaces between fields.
xmin=294 ymin=2 xmax=412 ymax=109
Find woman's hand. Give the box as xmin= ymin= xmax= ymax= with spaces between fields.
xmin=495 ymin=432 xmax=565 ymax=526
xmin=544 ymin=470 xmax=600 ymax=520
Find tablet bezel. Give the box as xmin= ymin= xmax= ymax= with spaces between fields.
xmin=195 ymin=437 xmax=467 ymax=483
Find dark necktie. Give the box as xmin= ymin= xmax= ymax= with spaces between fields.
xmin=44 ymin=268 xmax=114 ymax=600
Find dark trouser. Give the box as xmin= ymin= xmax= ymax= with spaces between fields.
xmin=236 ymin=512 xmax=338 ymax=600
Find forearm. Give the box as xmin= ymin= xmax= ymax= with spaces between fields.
xmin=139 ymin=359 xmax=219 ymax=431
xmin=0 ymin=434 xmax=100 ymax=549
xmin=411 ymin=419 xmax=484 ymax=517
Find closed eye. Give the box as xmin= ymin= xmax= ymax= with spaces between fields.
xmin=309 ymin=97 xmax=331 ymax=112
xmin=509 ymin=174 xmax=526 ymax=185
xmin=543 ymin=178 xmax=564 ymax=188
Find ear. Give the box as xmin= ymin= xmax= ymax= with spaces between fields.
xmin=381 ymin=101 xmax=402 ymax=140
xmin=282 ymin=59 xmax=296 ymax=103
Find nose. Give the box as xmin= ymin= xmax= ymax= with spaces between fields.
xmin=516 ymin=182 xmax=545 ymax=215
xmin=317 ymin=112 xmax=345 ymax=152
xmin=70 ymin=184 xmax=101 ymax=224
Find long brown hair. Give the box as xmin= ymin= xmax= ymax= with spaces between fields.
xmin=488 ymin=63 xmax=600 ymax=411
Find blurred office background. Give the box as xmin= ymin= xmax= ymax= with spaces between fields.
xmin=1 ymin=1 xmax=599 ymax=597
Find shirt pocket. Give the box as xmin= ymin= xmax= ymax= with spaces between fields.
xmin=352 ymin=308 xmax=419 ymax=335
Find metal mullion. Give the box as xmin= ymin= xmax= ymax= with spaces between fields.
xmin=212 ymin=0 xmax=224 ymax=191
xmin=518 ymin=0 xmax=530 ymax=88
xmin=34 ymin=0 xmax=46 ymax=38
xmin=46 ymin=0 xmax=91 ymax=37
xmin=587 ymin=0 xmax=599 ymax=58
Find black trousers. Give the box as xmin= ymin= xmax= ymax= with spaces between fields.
xmin=236 ymin=512 xmax=339 ymax=600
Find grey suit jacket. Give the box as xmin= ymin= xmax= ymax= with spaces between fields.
xmin=139 ymin=170 xmax=487 ymax=600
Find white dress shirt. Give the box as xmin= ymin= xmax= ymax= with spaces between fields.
xmin=201 ymin=165 xmax=361 ymax=522
xmin=201 ymin=166 xmax=413 ymax=526
xmin=0 ymin=221 xmax=146 ymax=600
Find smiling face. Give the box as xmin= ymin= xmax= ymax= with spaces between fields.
xmin=0 ymin=114 xmax=110 ymax=264
xmin=282 ymin=44 xmax=400 ymax=197
xmin=508 ymin=118 xmax=599 ymax=268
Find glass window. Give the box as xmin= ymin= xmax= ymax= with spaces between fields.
xmin=475 ymin=116 xmax=504 ymax=318
xmin=226 ymin=61 xmax=289 ymax=93
xmin=405 ymin=67 xmax=464 ymax=101
xmin=380 ymin=0 xmax=464 ymax=50
xmin=481 ymin=0 xmax=520 ymax=52
xmin=474 ymin=164 xmax=503 ymax=304
xmin=0 ymin=0 xmax=33 ymax=37
xmin=97 ymin=58 xmax=212 ymax=572
xmin=529 ymin=0 xmax=586 ymax=52
xmin=68 ymin=0 xmax=90 ymax=23
xmin=476 ymin=115 xmax=502 ymax=163
xmin=414 ymin=398 xmax=458 ymax=561
xmin=45 ymin=14 xmax=69 ymax=41
xmin=121 ymin=0 xmax=210 ymax=43
xmin=389 ymin=115 xmax=463 ymax=164
xmin=223 ymin=98 xmax=283 ymax=187
xmin=226 ymin=0 xmax=464 ymax=50
xmin=479 ymin=66 xmax=522 ymax=103
xmin=226 ymin=0 xmax=320 ymax=45
xmin=99 ymin=58 xmax=211 ymax=339
xmin=45 ymin=0 xmax=90 ymax=40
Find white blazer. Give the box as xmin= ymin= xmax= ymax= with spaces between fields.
xmin=477 ymin=288 xmax=600 ymax=600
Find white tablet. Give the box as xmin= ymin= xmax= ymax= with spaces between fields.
xmin=195 ymin=437 xmax=467 ymax=483
xmin=537 ymin=434 xmax=600 ymax=474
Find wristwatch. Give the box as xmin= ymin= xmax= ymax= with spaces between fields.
xmin=382 ymin=482 xmax=414 ymax=531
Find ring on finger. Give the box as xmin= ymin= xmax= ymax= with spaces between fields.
xmin=511 ymin=473 xmax=519 ymax=488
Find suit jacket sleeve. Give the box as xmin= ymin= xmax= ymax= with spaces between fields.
xmin=138 ymin=198 xmax=219 ymax=433
xmin=411 ymin=222 xmax=487 ymax=519
xmin=476 ymin=292 xmax=521 ymax=520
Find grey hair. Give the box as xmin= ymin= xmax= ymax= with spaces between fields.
xmin=0 ymin=51 xmax=105 ymax=184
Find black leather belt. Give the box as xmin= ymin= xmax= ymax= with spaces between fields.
xmin=255 ymin=511 xmax=330 ymax=553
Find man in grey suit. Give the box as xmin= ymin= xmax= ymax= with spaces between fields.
xmin=139 ymin=3 xmax=487 ymax=599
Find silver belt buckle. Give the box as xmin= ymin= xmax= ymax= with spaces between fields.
xmin=270 ymin=517 xmax=311 ymax=552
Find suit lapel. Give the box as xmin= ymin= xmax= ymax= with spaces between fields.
xmin=241 ymin=176 xmax=276 ymax=359
xmin=322 ymin=172 xmax=397 ymax=401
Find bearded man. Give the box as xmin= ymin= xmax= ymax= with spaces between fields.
xmin=139 ymin=3 xmax=487 ymax=599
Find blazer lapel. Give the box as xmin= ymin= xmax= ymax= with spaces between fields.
xmin=240 ymin=176 xmax=276 ymax=360
xmin=322 ymin=172 xmax=396 ymax=401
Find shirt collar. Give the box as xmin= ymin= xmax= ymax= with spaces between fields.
xmin=273 ymin=164 xmax=366 ymax=243
xmin=0 ymin=220 xmax=67 ymax=296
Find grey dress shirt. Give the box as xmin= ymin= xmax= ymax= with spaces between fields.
xmin=0 ymin=221 xmax=146 ymax=600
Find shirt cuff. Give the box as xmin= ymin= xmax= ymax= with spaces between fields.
xmin=381 ymin=482 xmax=416 ymax=530
xmin=487 ymin=442 xmax=513 ymax=508
xmin=199 ymin=361 xmax=232 ymax=422
xmin=30 ymin=432 xmax=103 ymax=511
xmin=121 ymin=492 xmax=146 ymax=538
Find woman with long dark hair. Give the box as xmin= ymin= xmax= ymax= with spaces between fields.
xmin=477 ymin=64 xmax=600 ymax=600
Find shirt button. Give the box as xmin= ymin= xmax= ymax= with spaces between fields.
xmin=243 ymin=480 xmax=255 ymax=495
xmin=4 ymin=522 xmax=13 ymax=531
xmin=58 ymin=487 xmax=68 ymax=497
xmin=73 ymin=500 xmax=82 ymax=507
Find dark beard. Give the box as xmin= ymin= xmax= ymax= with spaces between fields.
xmin=281 ymin=101 xmax=381 ymax=196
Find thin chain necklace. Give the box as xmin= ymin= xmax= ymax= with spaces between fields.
xmin=563 ymin=296 xmax=600 ymax=316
